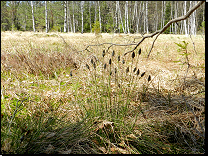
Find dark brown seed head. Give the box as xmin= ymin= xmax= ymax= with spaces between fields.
xmin=132 ymin=51 xmax=135 ymax=59
xmin=109 ymin=59 xmax=112 ymax=65
xmin=86 ymin=64 xmax=90 ymax=70
xmin=112 ymin=50 xmax=115 ymax=57
xmin=115 ymin=68 xmax=117 ymax=73
xmin=126 ymin=67 xmax=129 ymax=73
xmin=104 ymin=63 xmax=107 ymax=69
xmin=110 ymin=71 xmax=112 ymax=75
xmin=122 ymin=59 xmax=125 ymax=64
xmin=91 ymin=58 xmax=94 ymax=64
xmin=141 ymin=72 xmax=145 ymax=77
xmin=102 ymin=50 xmax=105 ymax=57
xmin=138 ymin=48 xmax=141 ymax=55
xmin=70 ymin=71 xmax=72 ymax=76
xmin=93 ymin=62 xmax=96 ymax=69
xmin=133 ymin=67 xmax=137 ymax=73
xmin=148 ymin=75 xmax=151 ymax=82
xmin=136 ymin=69 xmax=140 ymax=76
xmin=118 ymin=56 xmax=120 ymax=62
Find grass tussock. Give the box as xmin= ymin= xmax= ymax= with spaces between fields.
xmin=1 ymin=31 xmax=205 ymax=154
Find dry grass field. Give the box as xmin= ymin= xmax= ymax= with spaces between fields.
xmin=1 ymin=31 xmax=205 ymax=154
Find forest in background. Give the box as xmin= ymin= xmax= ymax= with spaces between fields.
xmin=1 ymin=1 xmax=205 ymax=35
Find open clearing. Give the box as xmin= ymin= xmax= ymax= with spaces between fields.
xmin=1 ymin=31 xmax=205 ymax=154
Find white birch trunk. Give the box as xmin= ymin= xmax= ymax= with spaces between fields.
xmin=45 ymin=1 xmax=48 ymax=33
xmin=170 ymin=1 xmax=173 ymax=34
xmin=94 ymin=2 xmax=97 ymax=22
xmin=31 ymin=1 xmax=36 ymax=32
xmin=161 ymin=1 xmax=163 ymax=29
xmin=72 ymin=1 xmax=75 ymax=33
xmin=67 ymin=1 xmax=72 ymax=33
xmin=64 ymin=1 xmax=67 ymax=32
xmin=117 ymin=1 xmax=125 ymax=33
xmin=146 ymin=1 xmax=148 ymax=34
xmin=143 ymin=2 xmax=145 ymax=33
xmin=81 ymin=1 xmax=84 ymax=34
xmin=138 ymin=2 xmax=142 ymax=33
xmin=155 ymin=1 xmax=158 ymax=31
xmin=98 ymin=1 xmax=101 ymax=33
xmin=89 ymin=2 xmax=92 ymax=33
xmin=124 ymin=1 xmax=127 ymax=33
xmin=174 ymin=1 xmax=178 ymax=34
xmin=184 ymin=1 xmax=188 ymax=36
xmin=125 ymin=1 xmax=130 ymax=34
xmin=115 ymin=1 xmax=118 ymax=31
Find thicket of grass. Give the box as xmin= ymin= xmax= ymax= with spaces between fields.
xmin=1 ymin=31 xmax=205 ymax=154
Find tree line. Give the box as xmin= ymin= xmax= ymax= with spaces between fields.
xmin=1 ymin=1 xmax=205 ymax=35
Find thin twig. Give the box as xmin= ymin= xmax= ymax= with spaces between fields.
xmin=123 ymin=1 xmax=205 ymax=58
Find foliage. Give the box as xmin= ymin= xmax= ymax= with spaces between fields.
xmin=164 ymin=2 xmax=171 ymax=34
xmin=0 ymin=1 xmax=205 ymax=33
xmin=92 ymin=20 xmax=101 ymax=35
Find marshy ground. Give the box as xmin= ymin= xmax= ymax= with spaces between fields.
xmin=1 ymin=31 xmax=205 ymax=154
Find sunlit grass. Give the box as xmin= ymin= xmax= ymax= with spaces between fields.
xmin=1 ymin=31 xmax=205 ymax=154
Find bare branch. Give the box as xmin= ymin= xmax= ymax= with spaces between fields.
xmin=75 ymin=1 xmax=204 ymax=58
xmin=124 ymin=1 xmax=205 ymax=57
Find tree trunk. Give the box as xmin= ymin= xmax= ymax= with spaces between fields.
xmin=94 ymin=1 xmax=97 ymax=22
xmin=81 ymin=1 xmax=84 ymax=34
xmin=184 ymin=1 xmax=188 ymax=36
xmin=190 ymin=1 xmax=196 ymax=35
xmin=89 ymin=2 xmax=92 ymax=33
xmin=64 ymin=1 xmax=67 ymax=32
xmin=174 ymin=1 xmax=178 ymax=34
xmin=45 ymin=1 xmax=48 ymax=33
xmin=143 ymin=2 xmax=145 ymax=33
xmin=117 ymin=1 xmax=125 ymax=33
xmin=146 ymin=1 xmax=148 ymax=34
xmin=67 ymin=1 xmax=72 ymax=32
xmin=115 ymin=1 xmax=118 ymax=32
xmin=170 ymin=1 xmax=173 ymax=34
xmin=31 ymin=1 xmax=35 ymax=32
xmin=98 ymin=1 xmax=101 ymax=33
xmin=138 ymin=2 xmax=142 ymax=33
xmin=72 ymin=1 xmax=75 ymax=33
xmin=124 ymin=1 xmax=129 ymax=34
xmin=161 ymin=1 xmax=163 ymax=29
xmin=155 ymin=1 xmax=158 ymax=31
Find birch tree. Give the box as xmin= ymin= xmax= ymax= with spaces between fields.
xmin=89 ymin=2 xmax=92 ymax=33
xmin=124 ymin=1 xmax=128 ymax=34
xmin=156 ymin=1 xmax=159 ymax=31
xmin=67 ymin=1 xmax=73 ymax=32
xmin=161 ymin=1 xmax=164 ymax=29
xmin=63 ymin=1 xmax=68 ymax=32
xmin=45 ymin=1 xmax=48 ymax=33
xmin=189 ymin=1 xmax=196 ymax=35
xmin=184 ymin=1 xmax=188 ymax=36
xmin=72 ymin=1 xmax=75 ymax=33
xmin=145 ymin=1 xmax=149 ymax=34
xmin=81 ymin=1 xmax=84 ymax=34
xmin=31 ymin=1 xmax=35 ymax=32
xmin=132 ymin=1 xmax=137 ymax=33
xmin=115 ymin=1 xmax=118 ymax=32
xmin=98 ymin=1 xmax=101 ymax=33
xmin=117 ymin=1 xmax=125 ymax=33
xmin=174 ymin=1 xmax=178 ymax=34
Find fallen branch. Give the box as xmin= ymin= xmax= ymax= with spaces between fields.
xmin=77 ymin=42 xmax=138 ymax=53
